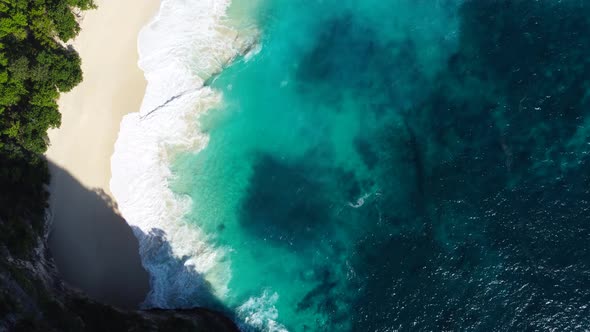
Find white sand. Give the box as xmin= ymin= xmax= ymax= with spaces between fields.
xmin=46 ymin=0 xmax=161 ymax=309
xmin=47 ymin=0 xmax=160 ymax=194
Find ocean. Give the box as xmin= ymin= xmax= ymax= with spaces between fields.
xmin=111 ymin=0 xmax=590 ymax=330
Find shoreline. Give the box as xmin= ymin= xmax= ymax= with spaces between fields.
xmin=46 ymin=0 xmax=161 ymax=309
xmin=110 ymin=0 xmax=254 ymax=308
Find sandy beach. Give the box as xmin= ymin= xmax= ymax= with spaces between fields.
xmin=46 ymin=0 xmax=160 ymax=308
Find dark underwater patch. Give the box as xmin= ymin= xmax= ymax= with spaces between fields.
xmin=353 ymin=136 xmax=379 ymax=170
xmin=295 ymin=15 xmax=427 ymax=113
xmin=238 ymin=154 xmax=339 ymax=248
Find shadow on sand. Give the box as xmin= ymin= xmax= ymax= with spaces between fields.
xmin=47 ymin=161 xmax=231 ymax=320
xmin=47 ymin=161 xmax=150 ymax=308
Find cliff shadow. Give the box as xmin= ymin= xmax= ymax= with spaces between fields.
xmin=47 ymin=161 xmax=149 ymax=309
xmin=47 ymin=162 xmax=230 ymax=318
xmin=133 ymin=227 xmax=227 ymax=312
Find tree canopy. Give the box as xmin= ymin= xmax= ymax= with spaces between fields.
xmin=0 ymin=0 xmax=95 ymax=154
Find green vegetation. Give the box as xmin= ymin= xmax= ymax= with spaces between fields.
xmin=0 ymin=0 xmax=95 ymax=258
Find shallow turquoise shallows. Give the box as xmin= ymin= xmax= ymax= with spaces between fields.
xmin=171 ymin=0 xmax=590 ymax=331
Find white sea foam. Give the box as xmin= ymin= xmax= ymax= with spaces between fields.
xmin=237 ymin=291 xmax=288 ymax=332
xmin=110 ymin=0 xmax=254 ymax=308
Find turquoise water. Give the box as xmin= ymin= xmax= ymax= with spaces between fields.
xmin=172 ymin=1 xmax=590 ymax=330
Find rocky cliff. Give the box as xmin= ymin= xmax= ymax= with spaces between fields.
xmin=0 ymin=211 xmax=238 ymax=332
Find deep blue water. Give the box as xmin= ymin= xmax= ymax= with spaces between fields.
xmin=171 ymin=1 xmax=590 ymax=330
